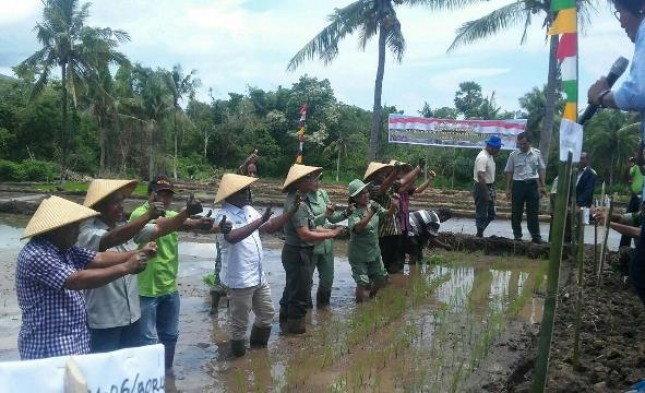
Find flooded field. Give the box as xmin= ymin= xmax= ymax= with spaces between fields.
xmin=0 ymin=212 xmax=549 ymax=392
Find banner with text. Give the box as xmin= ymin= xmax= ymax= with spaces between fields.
xmin=0 ymin=344 xmax=164 ymax=393
xmin=388 ymin=114 xmax=527 ymax=150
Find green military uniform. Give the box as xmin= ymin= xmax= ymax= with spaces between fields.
xmin=347 ymin=204 xmax=389 ymax=287
xmin=307 ymin=189 xmax=347 ymax=307
xmin=279 ymin=190 xmax=317 ymax=321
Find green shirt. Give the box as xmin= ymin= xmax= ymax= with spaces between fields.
xmin=347 ymin=204 xmax=387 ymax=263
xmin=283 ymin=191 xmax=317 ymax=247
xmin=130 ymin=202 xmax=180 ymax=297
xmin=307 ymin=189 xmax=346 ymax=255
xmin=630 ymin=164 xmax=644 ymax=195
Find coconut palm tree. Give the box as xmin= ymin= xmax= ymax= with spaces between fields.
xmin=324 ymin=135 xmax=349 ymax=181
xmin=584 ymin=110 xmax=639 ymax=187
xmin=448 ymin=0 xmax=594 ymax=168
xmin=164 ymin=64 xmax=200 ymax=180
xmin=16 ymin=0 xmax=129 ymax=183
xmin=287 ymin=0 xmax=477 ymax=162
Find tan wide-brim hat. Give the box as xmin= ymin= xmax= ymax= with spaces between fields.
xmin=363 ymin=162 xmax=393 ymax=181
xmin=22 ymin=196 xmax=99 ymax=239
xmin=214 ymin=173 xmax=258 ymax=204
xmin=282 ymin=164 xmax=322 ymax=192
xmin=83 ymin=179 xmax=138 ymax=208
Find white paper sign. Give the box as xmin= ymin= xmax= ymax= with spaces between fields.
xmin=559 ymin=118 xmax=583 ymax=163
xmin=0 ymin=344 xmax=165 ymax=393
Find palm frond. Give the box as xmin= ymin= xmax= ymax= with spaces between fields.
xmin=286 ymin=0 xmax=370 ymax=71
xmin=447 ymin=1 xmax=528 ymax=52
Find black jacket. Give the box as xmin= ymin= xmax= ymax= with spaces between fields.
xmin=576 ymin=166 xmax=597 ymax=207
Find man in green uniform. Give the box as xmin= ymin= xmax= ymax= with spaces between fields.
xmin=279 ymin=164 xmax=345 ymax=334
xmin=307 ymin=175 xmax=352 ymax=308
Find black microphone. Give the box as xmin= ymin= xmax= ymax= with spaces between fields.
xmin=578 ymin=57 xmax=629 ymax=125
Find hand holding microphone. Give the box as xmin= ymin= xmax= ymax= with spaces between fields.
xmin=583 ymin=57 xmax=629 ymax=125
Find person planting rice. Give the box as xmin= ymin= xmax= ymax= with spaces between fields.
xmin=346 ymin=178 xmax=397 ymax=302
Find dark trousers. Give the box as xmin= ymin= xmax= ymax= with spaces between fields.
xmin=280 ymin=245 xmax=313 ymax=320
xmin=511 ymin=179 xmax=541 ymax=240
xmin=473 ymin=183 xmax=495 ymax=233
xmin=630 ymin=218 xmax=645 ymax=308
xmin=90 ymin=319 xmax=142 ymax=353
xmin=621 ymin=194 xmax=641 ymax=248
xmin=380 ymin=235 xmax=402 ymax=273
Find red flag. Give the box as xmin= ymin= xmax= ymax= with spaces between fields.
xmin=557 ymin=33 xmax=576 ymax=60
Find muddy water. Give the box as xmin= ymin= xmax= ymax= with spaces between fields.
xmin=0 ymin=214 xmax=548 ymax=392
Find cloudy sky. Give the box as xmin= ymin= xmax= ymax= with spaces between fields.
xmin=0 ymin=0 xmax=632 ymax=115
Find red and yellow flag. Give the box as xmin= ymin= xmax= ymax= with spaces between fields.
xmin=549 ymin=1 xmax=577 ymax=121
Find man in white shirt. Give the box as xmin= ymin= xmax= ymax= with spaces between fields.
xmin=473 ymin=135 xmax=503 ymax=238
xmin=214 ymin=173 xmax=298 ymax=357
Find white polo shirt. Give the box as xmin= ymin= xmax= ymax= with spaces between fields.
xmin=215 ymin=203 xmax=265 ymax=289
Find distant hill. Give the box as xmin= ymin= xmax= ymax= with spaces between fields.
xmin=0 ymin=74 xmax=18 ymax=82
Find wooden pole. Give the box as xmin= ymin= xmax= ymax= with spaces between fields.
xmin=572 ymin=209 xmax=585 ymax=367
xmin=598 ymin=198 xmax=614 ymax=287
xmin=532 ymin=152 xmax=573 ymax=393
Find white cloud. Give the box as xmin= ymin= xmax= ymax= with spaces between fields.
xmin=0 ymin=0 xmax=635 ymax=116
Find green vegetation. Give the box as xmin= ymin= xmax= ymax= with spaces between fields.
xmin=0 ymin=0 xmax=638 ymax=196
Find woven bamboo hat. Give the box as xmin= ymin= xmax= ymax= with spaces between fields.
xmin=388 ymin=159 xmax=413 ymax=168
xmin=363 ymin=162 xmax=393 ymax=181
xmin=22 ymin=196 xmax=99 ymax=239
xmin=214 ymin=173 xmax=258 ymax=204
xmin=83 ymin=179 xmax=137 ymax=208
xmin=282 ymin=164 xmax=322 ymax=192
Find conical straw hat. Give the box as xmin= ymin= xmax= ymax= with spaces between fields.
xmin=388 ymin=159 xmax=413 ymax=169
xmin=363 ymin=162 xmax=392 ymax=181
xmin=282 ymin=164 xmax=322 ymax=192
xmin=214 ymin=173 xmax=258 ymax=204
xmin=22 ymin=196 xmax=99 ymax=239
xmin=83 ymin=179 xmax=138 ymax=208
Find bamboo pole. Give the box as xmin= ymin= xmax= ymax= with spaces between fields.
xmin=532 ymin=152 xmax=573 ymax=393
xmin=595 ymin=182 xmax=606 ymax=277
xmin=593 ymin=198 xmax=598 ymax=272
xmin=572 ymin=209 xmax=585 ymax=367
xmin=598 ymin=198 xmax=614 ymax=287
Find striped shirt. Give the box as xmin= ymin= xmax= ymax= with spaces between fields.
xmin=369 ymin=184 xmax=401 ymax=237
xmin=15 ymin=238 xmax=96 ymax=359
xmin=408 ymin=210 xmax=441 ymax=238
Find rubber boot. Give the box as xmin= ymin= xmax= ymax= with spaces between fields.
xmin=316 ymin=287 xmax=332 ymax=308
xmin=209 ymin=291 xmax=222 ymax=315
xmin=286 ymin=318 xmax=306 ymax=335
xmin=231 ymin=339 xmax=246 ymax=357
xmin=164 ymin=343 xmax=176 ymax=371
xmin=249 ymin=325 xmax=272 ymax=347
xmin=369 ymin=282 xmax=383 ymax=299
xmin=355 ymin=286 xmax=370 ymax=303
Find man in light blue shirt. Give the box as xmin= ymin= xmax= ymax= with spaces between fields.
xmin=587 ymin=0 xmax=645 ymax=307
xmin=214 ymin=173 xmax=298 ymax=357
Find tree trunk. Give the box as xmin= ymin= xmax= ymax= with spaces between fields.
xmin=369 ymin=27 xmax=387 ymax=162
xmin=539 ymin=21 xmax=560 ymax=169
xmin=173 ymin=110 xmax=179 ymax=181
xmin=59 ymin=62 xmax=69 ymax=185
xmin=336 ymin=148 xmax=341 ymax=182
xmin=203 ymin=129 xmax=209 ymax=158
xmin=148 ymin=121 xmax=155 ymax=181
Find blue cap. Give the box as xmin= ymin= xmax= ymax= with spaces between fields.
xmin=484 ymin=135 xmax=503 ymax=148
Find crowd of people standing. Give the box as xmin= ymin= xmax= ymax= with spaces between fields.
xmin=14 ymin=156 xmax=453 ymax=366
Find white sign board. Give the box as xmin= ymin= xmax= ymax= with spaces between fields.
xmin=0 ymin=344 xmax=165 ymax=393
xmin=559 ymin=118 xmax=583 ymax=163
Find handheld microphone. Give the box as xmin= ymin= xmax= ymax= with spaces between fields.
xmin=578 ymin=56 xmax=629 ymax=125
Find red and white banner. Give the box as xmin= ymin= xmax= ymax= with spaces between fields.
xmin=388 ymin=114 xmax=527 ymax=150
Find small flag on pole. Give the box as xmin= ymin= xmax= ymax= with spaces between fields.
xmin=295 ymin=104 xmax=308 ymax=164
